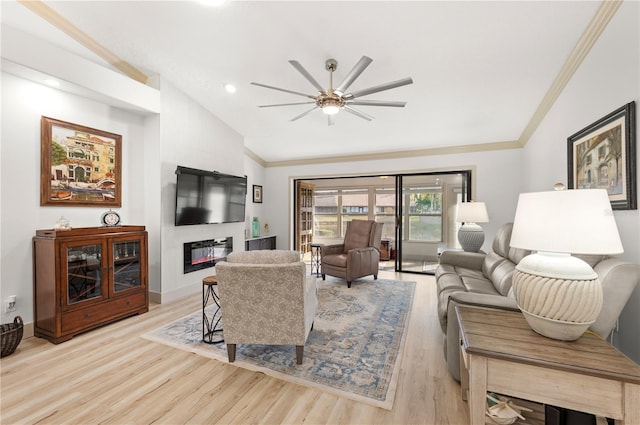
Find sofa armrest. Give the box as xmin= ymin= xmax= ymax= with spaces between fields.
xmin=449 ymin=291 xmax=519 ymax=311
xmin=590 ymin=258 xmax=640 ymax=339
xmin=444 ymin=292 xmax=519 ymax=382
xmin=439 ymin=250 xmax=485 ymax=270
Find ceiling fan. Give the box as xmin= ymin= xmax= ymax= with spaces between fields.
xmin=251 ymin=56 xmax=413 ymax=125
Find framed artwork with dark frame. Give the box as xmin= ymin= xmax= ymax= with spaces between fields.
xmin=567 ymin=101 xmax=636 ymax=210
xmin=41 ymin=116 xmax=122 ymax=207
xmin=253 ymin=185 xmax=263 ymax=203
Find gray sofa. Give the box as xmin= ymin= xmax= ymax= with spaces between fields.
xmin=436 ymin=222 xmax=640 ymax=381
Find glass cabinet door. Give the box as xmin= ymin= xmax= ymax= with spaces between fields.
xmin=112 ymin=240 xmax=142 ymax=292
xmin=65 ymin=243 xmax=103 ymax=305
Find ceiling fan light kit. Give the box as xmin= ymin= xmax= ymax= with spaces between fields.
xmin=251 ymin=56 xmax=413 ymax=124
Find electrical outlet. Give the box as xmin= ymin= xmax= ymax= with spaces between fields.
xmin=5 ymin=295 xmax=16 ymax=313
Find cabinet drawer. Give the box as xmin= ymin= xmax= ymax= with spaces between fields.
xmin=62 ymin=292 xmax=147 ymax=334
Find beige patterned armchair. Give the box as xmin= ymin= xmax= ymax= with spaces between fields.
xmin=215 ymin=250 xmax=317 ymax=365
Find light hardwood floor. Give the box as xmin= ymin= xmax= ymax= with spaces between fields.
xmin=1 ymin=271 xmax=473 ymax=424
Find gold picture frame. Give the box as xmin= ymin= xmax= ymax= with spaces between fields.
xmin=41 ymin=116 xmax=122 ymax=207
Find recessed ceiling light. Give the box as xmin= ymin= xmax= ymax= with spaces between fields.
xmin=223 ymin=83 xmax=236 ymax=93
xmin=44 ymin=78 xmax=60 ymax=87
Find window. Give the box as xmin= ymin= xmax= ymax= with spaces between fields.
xmin=340 ymin=189 xmax=368 ymax=235
xmin=314 ymin=190 xmax=339 ymax=239
xmin=403 ymin=186 xmax=443 ymax=242
xmin=375 ymin=188 xmax=395 ymax=240
xmin=313 ymin=188 xmax=370 ymax=243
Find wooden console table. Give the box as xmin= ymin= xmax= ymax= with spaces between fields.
xmin=456 ymin=305 xmax=640 ymax=425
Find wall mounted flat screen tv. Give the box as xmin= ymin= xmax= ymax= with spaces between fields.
xmin=175 ymin=166 xmax=247 ymax=226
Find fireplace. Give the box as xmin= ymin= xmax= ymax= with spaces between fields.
xmin=183 ymin=237 xmax=232 ymax=274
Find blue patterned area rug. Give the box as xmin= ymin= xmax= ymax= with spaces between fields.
xmin=142 ymin=277 xmax=415 ymax=409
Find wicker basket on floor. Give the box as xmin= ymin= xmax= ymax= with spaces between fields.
xmin=1 ymin=316 xmax=23 ymax=357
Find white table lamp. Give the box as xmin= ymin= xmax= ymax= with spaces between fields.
xmin=456 ymin=202 xmax=489 ymax=252
xmin=510 ymin=189 xmax=623 ymax=341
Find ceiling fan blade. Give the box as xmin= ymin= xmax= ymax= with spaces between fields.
xmin=251 ymin=82 xmax=316 ymax=99
xmin=290 ymin=106 xmax=319 ymax=122
xmin=289 ymin=60 xmax=324 ymax=92
xmin=335 ymin=56 xmax=373 ymax=95
xmin=259 ymin=101 xmax=316 ymax=108
xmin=343 ymin=105 xmax=374 ymax=121
xmin=328 ymin=115 xmax=335 ymax=126
xmin=344 ymin=77 xmax=414 ymax=99
xmin=346 ymin=100 xmax=407 ymax=107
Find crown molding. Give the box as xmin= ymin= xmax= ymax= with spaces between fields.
xmin=518 ymin=0 xmax=623 ymax=146
xmin=243 ymin=147 xmax=268 ymax=167
xmin=18 ymin=0 xmax=149 ymax=85
xmin=258 ymin=140 xmax=521 ymax=168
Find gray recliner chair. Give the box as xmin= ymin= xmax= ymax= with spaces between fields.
xmin=321 ymin=220 xmax=384 ymax=288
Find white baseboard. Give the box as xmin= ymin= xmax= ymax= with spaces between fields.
xmin=150 ymin=283 xmax=201 ymax=304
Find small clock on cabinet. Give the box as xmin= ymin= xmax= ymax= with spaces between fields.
xmin=100 ymin=210 xmax=121 ymax=227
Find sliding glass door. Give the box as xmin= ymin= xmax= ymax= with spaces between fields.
xmin=294 ymin=170 xmax=471 ymax=275
xmin=396 ymin=172 xmax=471 ymax=274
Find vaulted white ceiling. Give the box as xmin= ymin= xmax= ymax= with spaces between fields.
xmin=1 ymin=1 xmax=616 ymax=164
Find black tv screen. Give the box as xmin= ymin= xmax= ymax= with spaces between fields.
xmin=175 ymin=166 xmax=247 ymax=226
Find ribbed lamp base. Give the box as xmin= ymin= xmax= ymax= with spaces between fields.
xmin=457 ymin=224 xmax=484 ymax=252
xmin=512 ymin=253 xmax=603 ymax=341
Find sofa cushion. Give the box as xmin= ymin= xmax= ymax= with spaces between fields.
xmin=486 ymin=258 xmax=518 ymax=296
xmin=436 ymin=266 xmax=500 ymax=332
xmin=575 ymin=254 xmax=608 ymax=268
xmin=492 ymin=224 xmax=512 ymax=258
xmin=481 ymin=223 xmax=530 ymax=296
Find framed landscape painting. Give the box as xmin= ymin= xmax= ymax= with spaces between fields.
xmin=41 ymin=117 xmax=122 ymax=207
xmin=567 ymin=102 xmax=636 ymax=210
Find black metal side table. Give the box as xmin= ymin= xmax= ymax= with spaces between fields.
xmin=310 ymin=243 xmax=323 ymax=276
xmin=202 ymin=275 xmax=224 ymax=344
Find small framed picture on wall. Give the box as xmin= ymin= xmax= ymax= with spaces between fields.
xmin=253 ymin=185 xmax=263 ymax=203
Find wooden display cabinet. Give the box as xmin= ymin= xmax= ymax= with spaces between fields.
xmin=33 ymin=225 xmax=148 ymax=344
xmin=296 ymin=182 xmax=314 ymax=254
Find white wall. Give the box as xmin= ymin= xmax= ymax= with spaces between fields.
xmin=521 ymin=1 xmax=639 ymax=361
xmin=0 ymin=72 xmax=148 ymax=325
xmin=244 ymin=155 xmax=267 ymax=237
xmin=156 ymin=79 xmax=246 ymax=303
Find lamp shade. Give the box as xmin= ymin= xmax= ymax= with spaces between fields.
xmin=456 ymin=202 xmax=489 ymax=223
xmin=510 ymin=189 xmax=623 ymax=255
